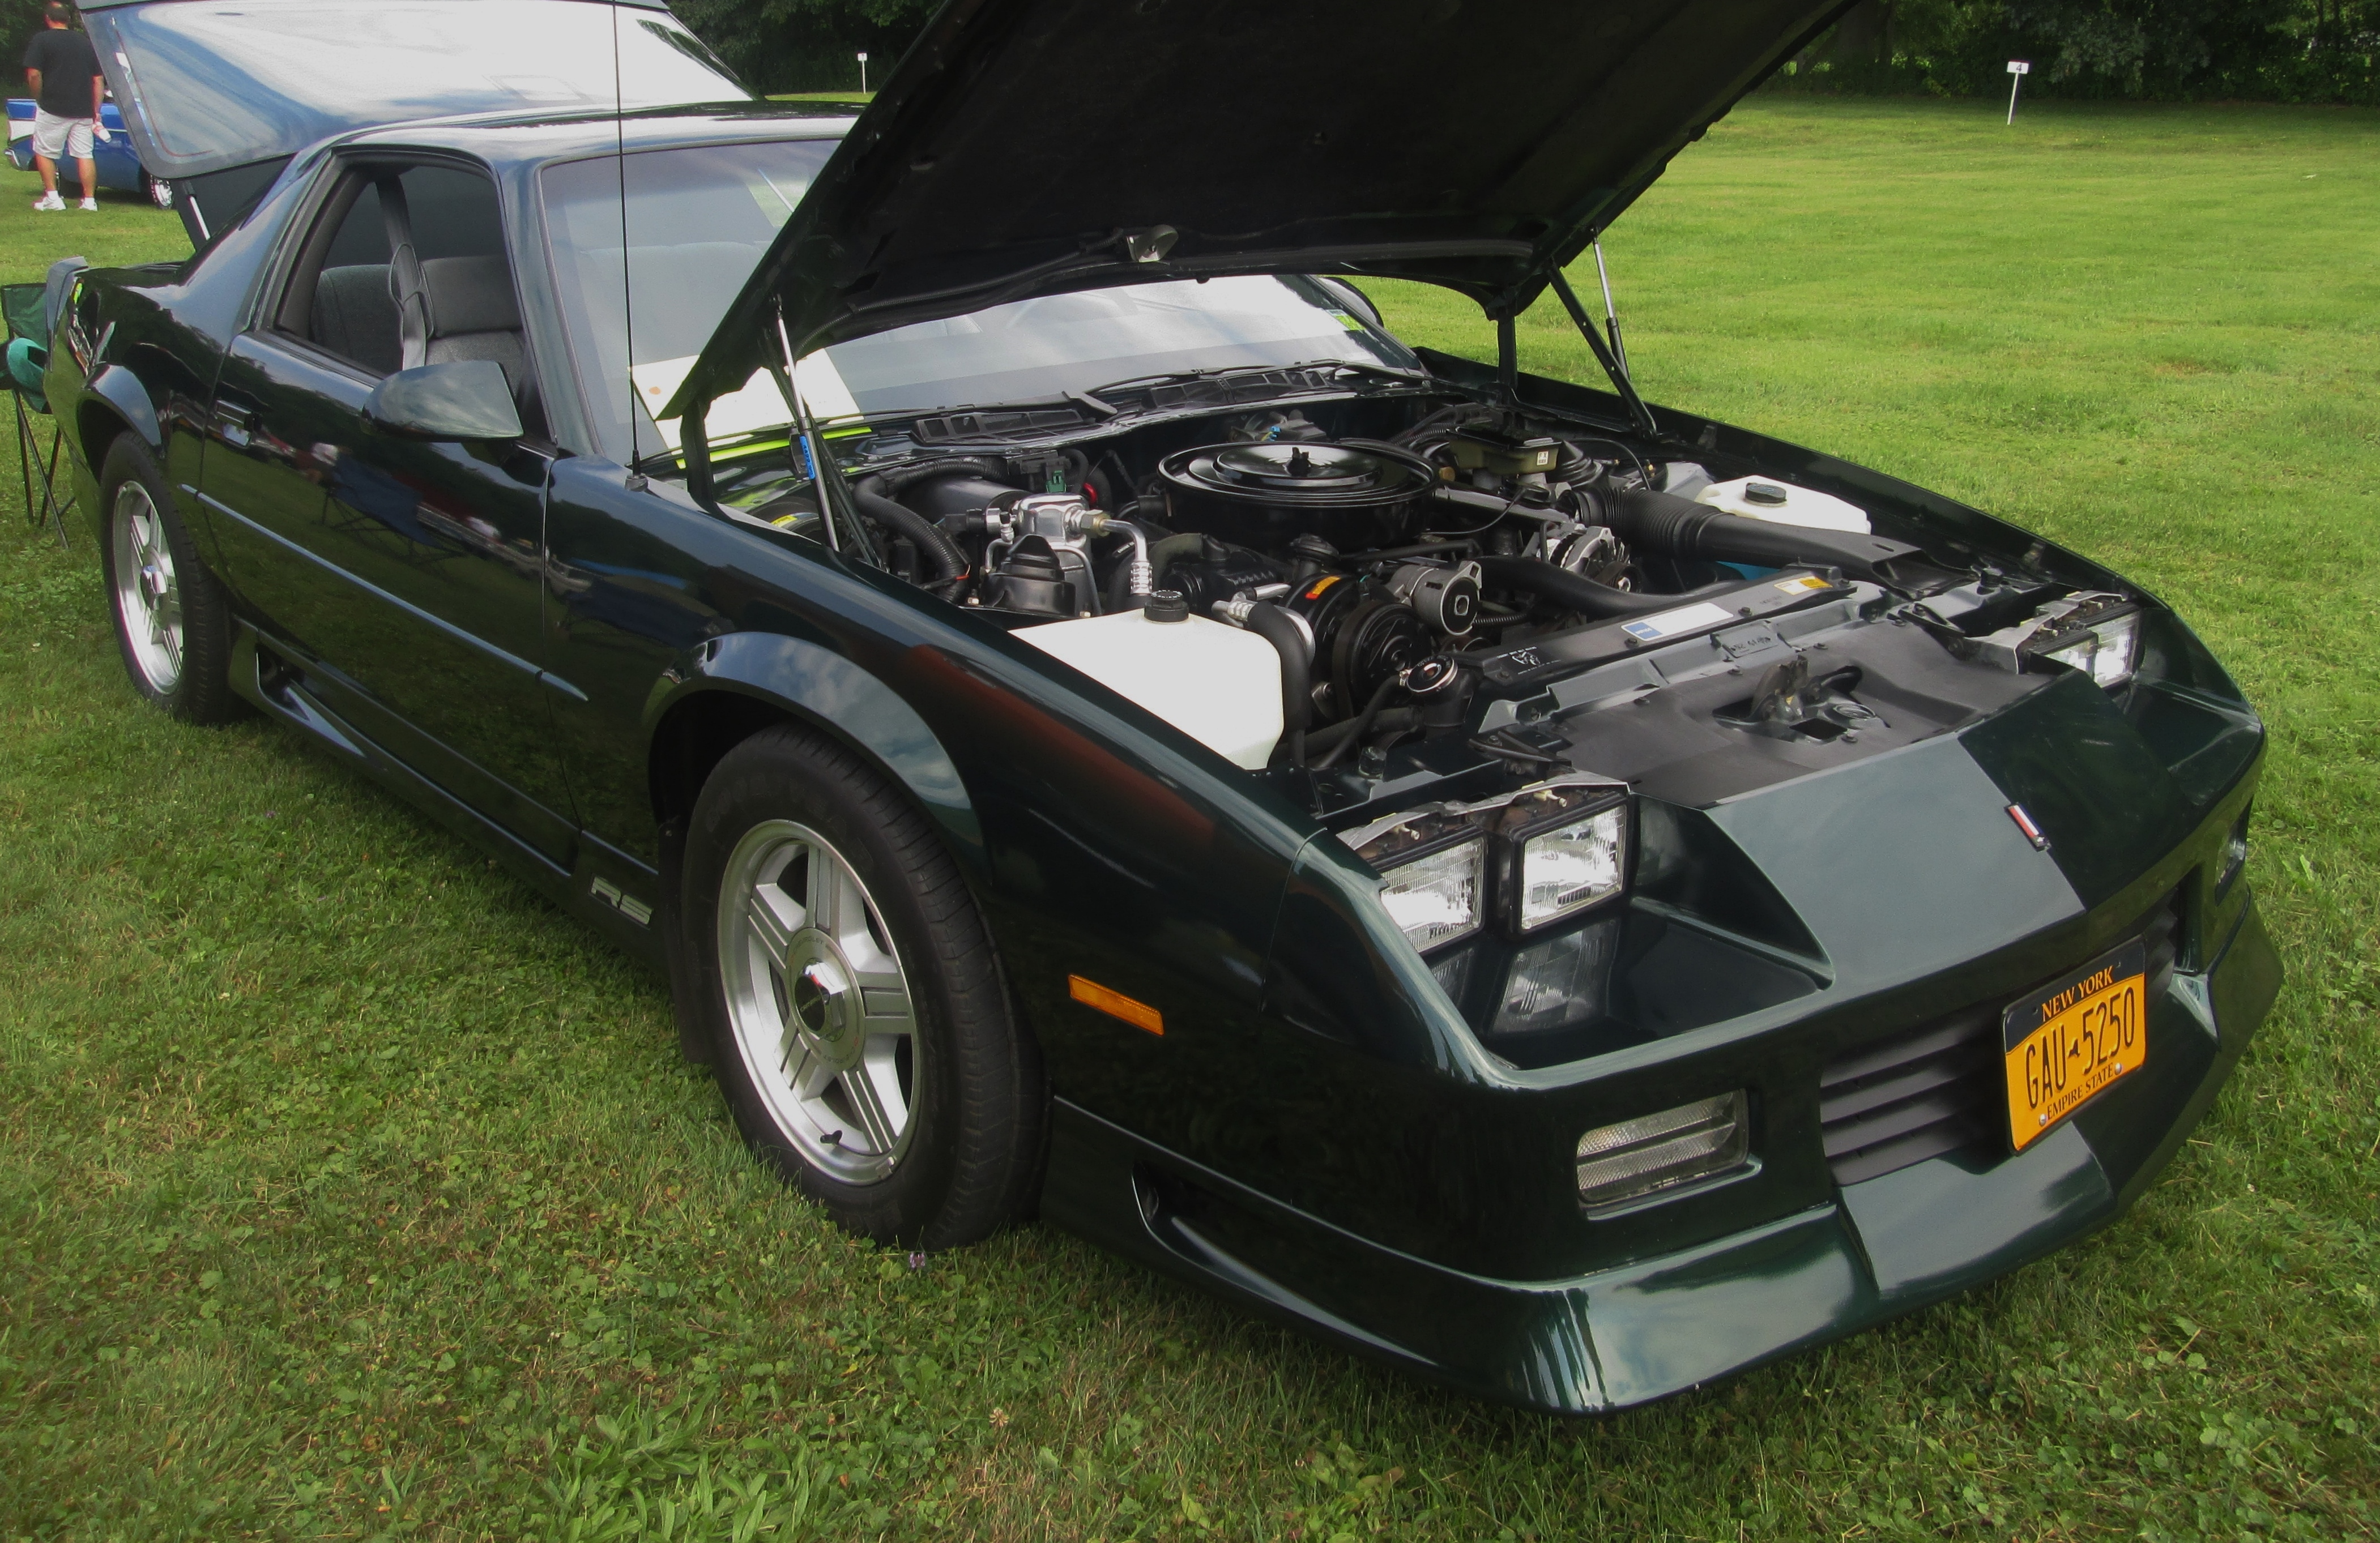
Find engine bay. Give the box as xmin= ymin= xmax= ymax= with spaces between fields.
xmin=713 ymin=381 xmax=2152 ymax=823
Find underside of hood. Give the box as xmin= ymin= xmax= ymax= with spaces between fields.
xmin=669 ymin=0 xmax=1852 ymax=418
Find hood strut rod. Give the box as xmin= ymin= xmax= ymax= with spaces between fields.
xmin=774 ymin=302 xmax=879 ymax=565
xmin=1548 ymin=267 xmax=1660 ymax=444
xmin=1593 ymin=242 xmax=1630 ymax=379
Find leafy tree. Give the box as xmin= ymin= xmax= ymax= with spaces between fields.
xmin=675 ymin=0 xmax=936 ymax=93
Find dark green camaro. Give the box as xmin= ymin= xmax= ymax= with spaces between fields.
xmin=53 ymin=0 xmax=2276 ymax=1413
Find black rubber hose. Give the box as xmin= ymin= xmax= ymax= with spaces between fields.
xmin=1313 ymin=676 xmax=1399 ymax=770
xmin=865 ymin=455 xmax=1012 ymax=498
xmin=854 ymin=478 xmax=970 ymax=587
xmin=1474 ymin=554 xmax=1735 ymax=618
xmin=1236 ymin=602 xmax=1312 ymax=767
xmin=1607 ymin=488 xmax=1921 ymax=578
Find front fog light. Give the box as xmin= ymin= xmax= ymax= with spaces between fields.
xmin=1575 ymin=1091 xmax=1750 ymax=1207
xmin=2030 ymin=606 xmax=2141 ymax=689
xmin=1375 ymin=838 xmax=1485 ymax=952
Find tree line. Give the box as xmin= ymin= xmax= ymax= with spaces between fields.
xmin=676 ymin=0 xmax=2379 ymax=105
xmin=3 ymin=0 xmax=2366 ymax=108
xmin=1782 ymin=0 xmax=2379 ymax=102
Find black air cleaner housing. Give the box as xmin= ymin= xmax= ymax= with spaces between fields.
xmin=1159 ymin=439 xmax=1436 ymax=552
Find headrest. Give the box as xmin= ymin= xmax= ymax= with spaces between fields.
xmin=422 ymin=254 xmax=519 ymax=337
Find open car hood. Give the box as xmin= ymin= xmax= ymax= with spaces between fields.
xmin=668 ymin=0 xmax=1852 ymax=417
xmin=81 ymin=0 xmax=746 ymax=187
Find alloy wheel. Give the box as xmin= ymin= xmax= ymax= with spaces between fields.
xmin=111 ymin=480 xmax=184 ymax=695
xmin=717 ymin=819 xmax=921 ymax=1184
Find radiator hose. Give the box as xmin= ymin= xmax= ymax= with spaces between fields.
xmin=1473 ymin=555 xmax=1729 ymax=618
xmin=1213 ymin=598 xmax=1312 ymax=767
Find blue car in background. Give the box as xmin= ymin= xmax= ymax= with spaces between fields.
xmin=7 ymin=99 xmax=170 ymax=206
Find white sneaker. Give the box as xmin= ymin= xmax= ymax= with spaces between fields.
xmin=78 ymin=197 xmax=97 ymax=212
xmin=33 ymin=191 xmax=64 ymax=211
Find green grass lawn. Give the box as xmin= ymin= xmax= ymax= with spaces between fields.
xmin=1 ymin=97 xmax=2374 ymax=1540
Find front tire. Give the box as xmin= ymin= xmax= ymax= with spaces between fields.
xmin=100 ymin=435 xmax=241 ymax=723
xmin=683 ymin=724 xmax=1043 ymax=1247
xmin=147 ymin=175 xmax=174 ymax=211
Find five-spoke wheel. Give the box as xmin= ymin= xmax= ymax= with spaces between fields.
xmin=110 ymin=478 xmax=184 ymax=696
xmin=719 ymin=819 xmax=921 ymax=1183
xmin=100 ymin=435 xmax=240 ymax=723
xmin=684 ymin=724 xmax=1043 ymax=1246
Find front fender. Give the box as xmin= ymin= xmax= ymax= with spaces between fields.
xmin=645 ymin=630 xmax=983 ymax=862
xmin=80 ymin=363 xmax=164 ymax=459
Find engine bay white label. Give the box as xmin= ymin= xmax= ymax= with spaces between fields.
xmin=1621 ymin=601 xmax=1738 ymax=643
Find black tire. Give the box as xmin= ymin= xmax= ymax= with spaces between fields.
xmin=146 ymin=176 xmax=174 ymax=211
xmin=683 ymin=723 xmax=1043 ymax=1247
xmin=99 ymin=434 xmax=244 ymax=724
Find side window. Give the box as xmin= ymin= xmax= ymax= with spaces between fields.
xmin=278 ymin=164 xmax=532 ymax=418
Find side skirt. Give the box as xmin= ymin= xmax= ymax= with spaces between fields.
xmin=228 ymin=622 xmax=669 ymax=973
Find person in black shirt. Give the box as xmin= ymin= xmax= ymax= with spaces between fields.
xmin=23 ymin=2 xmax=103 ymax=212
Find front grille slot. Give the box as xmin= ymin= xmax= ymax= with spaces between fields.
xmin=1821 ymin=1009 xmax=1998 ymax=1185
xmin=1820 ymin=893 xmax=2181 ymax=1187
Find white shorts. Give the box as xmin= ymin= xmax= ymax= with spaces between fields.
xmin=31 ymin=110 xmax=92 ymax=162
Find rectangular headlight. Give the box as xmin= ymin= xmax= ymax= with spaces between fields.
xmin=2027 ymin=605 xmax=2140 ymax=689
xmin=1518 ymin=805 xmax=1627 ymax=930
xmin=1375 ymin=837 xmax=1485 ymax=953
xmin=1575 ymin=1091 xmax=1750 ymax=1208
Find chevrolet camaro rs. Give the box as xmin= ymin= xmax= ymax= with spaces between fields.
xmin=48 ymin=0 xmax=2277 ymax=1412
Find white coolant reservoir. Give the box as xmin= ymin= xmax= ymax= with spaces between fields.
xmin=1696 ymin=475 xmax=1870 ymax=533
xmin=1018 ymin=608 xmax=1285 ymax=770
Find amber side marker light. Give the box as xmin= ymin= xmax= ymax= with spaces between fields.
xmin=1068 ymin=974 xmax=1164 ymax=1035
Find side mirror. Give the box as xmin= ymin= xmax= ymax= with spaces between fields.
xmin=361 ymin=359 xmax=522 ymax=441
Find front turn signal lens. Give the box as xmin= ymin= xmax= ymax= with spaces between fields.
xmin=1575 ymin=1091 xmax=1750 ymax=1208
xmin=2217 ymin=806 xmax=2251 ymax=899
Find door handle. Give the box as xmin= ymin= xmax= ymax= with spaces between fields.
xmin=212 ymin=399 xmax=257 ymax=451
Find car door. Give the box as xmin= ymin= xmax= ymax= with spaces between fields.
xmin=199 ymin=156 xmax=578 ymax=866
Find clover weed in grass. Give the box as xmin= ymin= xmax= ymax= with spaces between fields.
xmin=1 ymin=100 xmax=2375 ymax=1540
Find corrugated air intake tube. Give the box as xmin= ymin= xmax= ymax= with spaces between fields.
xmin=1458 ymin=488 xmax=1922 ymax=618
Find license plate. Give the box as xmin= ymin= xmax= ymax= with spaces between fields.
xmin=2002 ymin=938 xmax=2148 ymax=1152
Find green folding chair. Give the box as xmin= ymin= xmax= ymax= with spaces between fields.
xmin=6 ymin=277 xmax=74 ymax=547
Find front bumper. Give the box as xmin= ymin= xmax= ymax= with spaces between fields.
xmin=1043 ymin=891 xmax=2279 ymax=1414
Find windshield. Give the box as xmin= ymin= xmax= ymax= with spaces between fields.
xmin=824 ymin=277 xmax=1422 ymax=420
xmin=541 ymin=139 xmax=1423 ymax=465
xmin=543 ymin=138 xmax=836 ymax=464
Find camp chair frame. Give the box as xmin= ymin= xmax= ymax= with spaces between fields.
xmin=4 ymin=280 xmax=74 ymax=548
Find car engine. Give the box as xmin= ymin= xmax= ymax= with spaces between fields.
xmin=729 ymin=392 xmax=2147 ymax=820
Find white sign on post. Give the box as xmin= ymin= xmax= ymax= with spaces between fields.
xmin=2006 ymin=59 xmax=2031 ymax=124
xmin=858 ymin=50 xmax=870 ymax=93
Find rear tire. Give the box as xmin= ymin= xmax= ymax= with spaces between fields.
xmin=100 ymin=435 xmax=242 ymax=724
xmin=683 ymin=724 xmax=1042 ymax=1248
xmin=146 ymin=175 xmax=174 ymax=211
